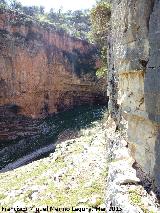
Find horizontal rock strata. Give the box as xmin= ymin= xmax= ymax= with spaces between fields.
xmin=108 ymin=0 xmax=160 ymax=191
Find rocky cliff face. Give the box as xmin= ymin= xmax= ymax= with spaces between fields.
xmin=108 ymin=0 xmax=160 ymax=191
xmin=0 ymin=9 xmax=106 ymax=118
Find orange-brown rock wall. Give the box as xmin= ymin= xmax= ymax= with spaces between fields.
xmin=0 ymin=9 xmax=107 ymax=118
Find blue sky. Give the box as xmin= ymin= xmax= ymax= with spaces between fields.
xmin=18 ymin=0 xmax=96 ymax=11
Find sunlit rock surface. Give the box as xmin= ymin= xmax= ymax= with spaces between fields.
xmin=108 ymin=0 xmax=160 ymax=191
xmin=0 ymin=9 xmax=107 ymax=119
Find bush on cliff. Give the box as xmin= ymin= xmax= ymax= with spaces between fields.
xmin=89 ymin=0 xmax=111 ymax=77
xmin=2 ymin=0 xmax=91 ymax=41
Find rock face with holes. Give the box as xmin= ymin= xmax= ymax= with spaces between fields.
xmin=108 ymin=0 xmax=160 ymax=191
xmin=0 ymin=9 xmax=107 ymax=118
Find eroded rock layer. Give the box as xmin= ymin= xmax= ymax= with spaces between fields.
xmin=108 ymin=0 xmax=160 ymax=191
xmin=0 ymin=9 xmax=107 ymax=118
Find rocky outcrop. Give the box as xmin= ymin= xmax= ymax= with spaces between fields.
xmin=108 ymin=0 xmax=160 ymax=192
xmin=105 ymin=118 xmax=159 ymax=212
xmin=0 ymin=9 xmax=107 ymax=118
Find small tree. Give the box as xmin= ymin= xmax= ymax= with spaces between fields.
xmin=0 ymin=0 xmax=7 ymax=9
xmin=39 ymin=6 xmax=45 ymax=15
xmin=10 ymin=0 xmax=22 ymax=11
xmin=90 ymin=0 xmax=111 ymax=77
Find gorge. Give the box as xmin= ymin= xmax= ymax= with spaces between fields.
xmin=0 ymin=7 xmax=107 ymax=172
xmin=0 ymin=0 xmax=160 ymax=212
xmin=0 ymin=8 xmax=107 ymax=118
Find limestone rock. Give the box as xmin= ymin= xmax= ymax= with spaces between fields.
xmin=107 ymin=0 xmax=160 ymax=191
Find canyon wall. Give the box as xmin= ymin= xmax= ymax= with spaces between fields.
xmin=108 ymin=0 xmax=160 ymax=191
xmin=0 ymin=9 xmax=106 ymax=118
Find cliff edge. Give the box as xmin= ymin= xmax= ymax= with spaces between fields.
xmin=107 ymin=0 xmax=160 ymax=194
xmin=0 ymin=8 xmax=107 ymax=118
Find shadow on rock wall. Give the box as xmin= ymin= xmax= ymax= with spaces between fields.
xmin=144 ymin=0 xmax=160 ymax=195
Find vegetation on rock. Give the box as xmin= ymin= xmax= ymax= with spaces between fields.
xmin=89 ymin=0 xmax=111 ymax=77
xmin=0 ymin=0 xmax=91 ymax=40
xmin=0 ymin=0 xmax=111 ymax=78
xmin=0 ymin=106 xmax=108 ymax=211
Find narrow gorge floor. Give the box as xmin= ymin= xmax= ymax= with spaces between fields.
xmin=0 ymin=115 xmax=108 ymax=212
